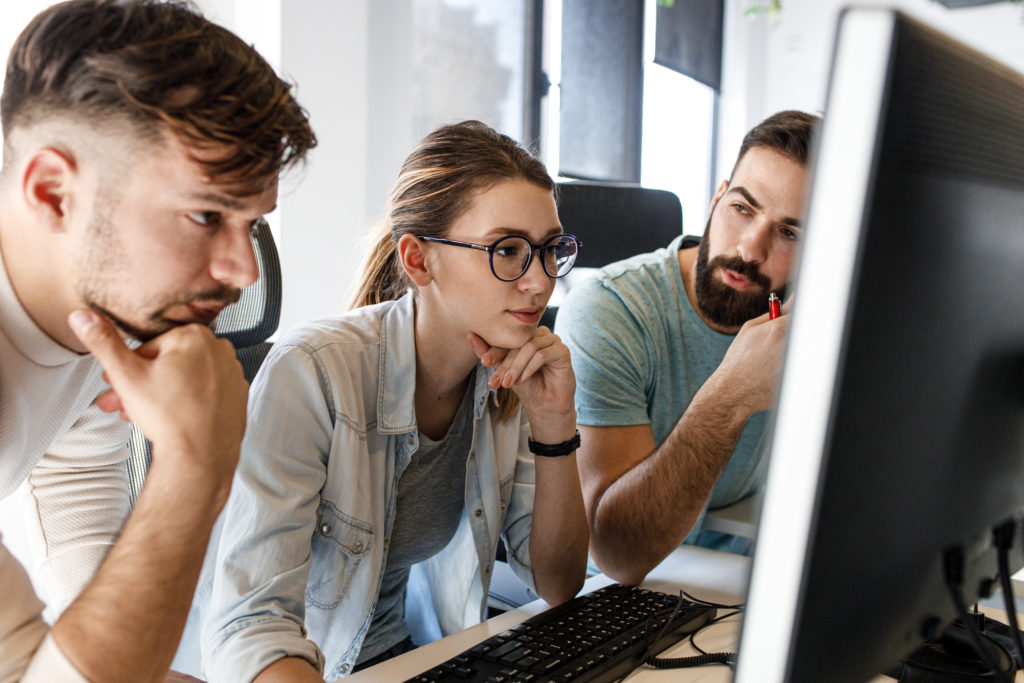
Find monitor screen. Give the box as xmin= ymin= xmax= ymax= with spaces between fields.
xmin=735 ymin=8 xmax=1024 ymax=683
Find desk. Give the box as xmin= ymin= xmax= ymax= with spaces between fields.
xmin=347 ymin=547 xmax=1023 ymax=682
xmin=347 ymin=546 xmax=749 ymax=682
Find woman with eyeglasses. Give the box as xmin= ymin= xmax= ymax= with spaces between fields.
xmin=203 ymin=121 xmax=589 ymax=682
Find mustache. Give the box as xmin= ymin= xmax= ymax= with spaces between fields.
xmin=707 ymin=255 xmax=772 ymax=291
xmin=172 ymin=284 xmax=242 ymax=308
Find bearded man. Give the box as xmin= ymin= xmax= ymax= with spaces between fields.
xmin=556 ymin=111 xmax=818 ymax=585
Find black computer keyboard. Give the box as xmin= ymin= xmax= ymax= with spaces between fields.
xmin=406 ymin=583 xmax=716 ymax=682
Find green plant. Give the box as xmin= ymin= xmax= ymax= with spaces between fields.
xmin=744 ymin=0 xmax=782 ymax=19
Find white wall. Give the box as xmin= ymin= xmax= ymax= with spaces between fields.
xmin=716 ymin=0 xmax=1024 ymax=175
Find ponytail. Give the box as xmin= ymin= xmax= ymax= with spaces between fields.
xmin=349 ymin=221 xmax=409 ymax=310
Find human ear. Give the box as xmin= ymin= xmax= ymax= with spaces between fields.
xmin=22 ymin=148 xmax=76 ymax=232
xmin=709 ymin=179 xmax=729 ymax=212
xmin=397 ymin=233 xmax=432 ymax=287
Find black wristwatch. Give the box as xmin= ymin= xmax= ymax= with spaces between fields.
xmin=527 ymin=429 xmax=581 ymax=457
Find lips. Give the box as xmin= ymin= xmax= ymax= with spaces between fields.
xmin=186 ymin=301 xmax=229 ymax=325
xmin=720 ymin=268 xmax=754 ymax=290
xmin=508 ymin=308 xmax=542 ymax=324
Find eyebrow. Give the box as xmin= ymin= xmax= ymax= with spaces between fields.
xmin=727 ymin=186 xmax=803 ymax=228
xmin=184 ymin=191 xmax=247 ymax=211
xmin=484 ymin=226 xmax=564 ymax=241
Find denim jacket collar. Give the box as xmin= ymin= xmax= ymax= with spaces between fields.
xmin=378 ymin=292 xmax=498 ymax=434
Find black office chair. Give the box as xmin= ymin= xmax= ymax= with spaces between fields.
xmin=541 ymin=180 xmax=684 ymax=328
xmin=125 ymin=219 xmax=282 ymax=507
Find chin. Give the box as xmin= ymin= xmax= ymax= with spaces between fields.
xmin=478 ymin=326 xmax=536 ymax=351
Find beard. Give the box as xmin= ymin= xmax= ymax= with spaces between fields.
xmin=75 ymin=197 xmax=240 ymax=342
xmin=694 ymin=215 xmax=787 ymax=330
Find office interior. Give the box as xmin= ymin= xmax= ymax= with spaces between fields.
xmin=1 ymin=0 xmax=1023 ymax=333
xmin=2 ymin=0 xmax=1024 ymax=679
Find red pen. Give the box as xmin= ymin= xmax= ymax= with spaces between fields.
xmin=768 ymin=292 xmax=782 ymax=320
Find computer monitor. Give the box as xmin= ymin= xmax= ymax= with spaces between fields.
xmin=735 ymin=7 xmax=1024 ymax=683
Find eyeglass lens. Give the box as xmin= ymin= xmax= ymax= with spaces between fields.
xmin=492 ymin=236 xmax=578 ymax=281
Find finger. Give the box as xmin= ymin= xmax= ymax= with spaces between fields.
xmin=95 ymin=389 xmax=123 ymax=414
xmin=513 ymin=347 xmax=552 ymax=385
xmin=468 ymin=332 xmax=509 ymax=368
xmin=498 ymin=334 xmax=557 ymax=387
xmin=68 ymin=310 xmax=143 ymax=385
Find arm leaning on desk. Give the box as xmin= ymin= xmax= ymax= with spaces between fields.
xmin=346 ymin=546 xmax=750 ymax=683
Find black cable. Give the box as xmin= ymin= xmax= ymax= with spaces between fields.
xmin=681 ymin=589 xmax=744 ymax=611
xmin=642 ymin=591 xmax=743 ymax=671
xmin=612 ymin=591 xmax=746 ymax=681
xmin=994 ymin=520 xmax=1024 ymax=668
xmin=944 ymin=547 xmax=1014 ymax=683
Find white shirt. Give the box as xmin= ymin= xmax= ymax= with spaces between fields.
xmin=0 ymin=250 xmax=130 ymax=681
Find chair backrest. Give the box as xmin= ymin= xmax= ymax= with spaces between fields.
xmin=542 ymin=180 xmax=684 ymax=328
xmin=125 ymin=219 xmax=282 ymax=507
xmin=557 ymin=180 xmax=684 ymax=268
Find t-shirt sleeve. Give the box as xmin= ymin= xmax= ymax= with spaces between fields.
xmin=556 ymin=277 xmax=654 ymax=427
xmin=24 ymin=402 xmax=131 ymax=615
xmin=0 ymin=533 xmax=88 ymax=683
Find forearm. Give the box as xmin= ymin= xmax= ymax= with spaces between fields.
xmin=528 ymin=453 xmax=589 ymax=605
xmin=51 ymin=462 xmax=230 ymax=683
xmin=253 ymin=656 xmax=324 ymax=683
xmin=590 ymin=378 xmax=755 ymax=584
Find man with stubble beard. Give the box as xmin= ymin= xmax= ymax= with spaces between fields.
xmin=0 ymin=2 xmax=314 ymax=680
xmin=556 ymin=111 xmax=818 ymax=586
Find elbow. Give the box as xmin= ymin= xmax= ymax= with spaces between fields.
xmin=589 ymin=539 xmax=658 ymax=587
xmin=537 ymin=576 xmax=586 ymax=607
xmin=598 ymin=563 xmax=651 ymax=588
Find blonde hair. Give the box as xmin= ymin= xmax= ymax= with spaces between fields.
xmin=351 ymin=120 xmax=555 ymax=419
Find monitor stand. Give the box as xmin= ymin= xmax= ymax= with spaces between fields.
xmin=887 ymin=613 xmax=1019 ymax=681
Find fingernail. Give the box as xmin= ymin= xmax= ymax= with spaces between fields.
xmin=68 ymin=310 xmax=98 ymax=336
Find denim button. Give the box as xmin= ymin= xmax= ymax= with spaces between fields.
xmin=353 ymin=541 xmax=363 ymax=552
xmin=320 ymin=523 xmax=331 ymax=535
xmin=474 ymin=509 xmax=482 ymax=517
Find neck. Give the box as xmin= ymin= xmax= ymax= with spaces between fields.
xmin=0 ymin=206 xmax=85 ymax=352
xmin=412 ymin=298 xmax=479 ymax=437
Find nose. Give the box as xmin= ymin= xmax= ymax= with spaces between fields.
xmin=209 ymin=226 xmax=260 ymax=289
xmin=736 ymin=220 xmax=772 ymax=265
xmin=517 ymin=249 xmax=552 ymax=294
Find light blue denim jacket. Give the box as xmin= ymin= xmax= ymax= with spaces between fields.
xmin=202 ymin=293 xmax=538 ymax=682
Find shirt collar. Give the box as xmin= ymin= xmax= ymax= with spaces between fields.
xmin=0 ymin=247 xmax=85 ymax=366
xmin=377 ymin=291 xmax=497 ymax=433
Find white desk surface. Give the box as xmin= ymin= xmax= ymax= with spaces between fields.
xmin=346 ymin=546 xmax=749 ymax=682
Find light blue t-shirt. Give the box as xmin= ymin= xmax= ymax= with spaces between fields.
xmin=556 ymin=234 xmax=767 ymax=549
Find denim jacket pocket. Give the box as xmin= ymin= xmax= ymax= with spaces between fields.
xmin=498 ymin=472 xmax=514 ymax=515
xmin=306 ymin=501 xmax=373 ymax=609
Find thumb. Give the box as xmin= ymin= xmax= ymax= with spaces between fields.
xmin=467 ymin=332 xmax=490 ymax=360
xmin=68 ymin=309 xmax=142 ymax=384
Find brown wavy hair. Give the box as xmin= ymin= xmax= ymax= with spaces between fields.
xmin=351 ymin=120 xmax=556 ymax=419
xmin=731 ymin=110 xmax=820 ymax=178
xmin=1 ymin=0 xmax=315 ymax=188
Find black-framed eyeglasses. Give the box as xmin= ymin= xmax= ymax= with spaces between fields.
xmin=420 ymin=234 xmax=582 ymax=282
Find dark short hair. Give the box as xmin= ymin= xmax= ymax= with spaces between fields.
xmin=731 ymin=110 xmax=820 ymax=177
xmin=2 ymin=0 xmax=316 ymax=186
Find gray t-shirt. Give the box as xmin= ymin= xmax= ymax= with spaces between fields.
xmin=556 ymin=234 xmax=767 ymax=549
xmin=356 ymin=373 xmax=475 ymax=663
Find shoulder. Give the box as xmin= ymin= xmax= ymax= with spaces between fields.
xmin=255 ymin=300 xmax=403 ymax=393
xmin=559 ymin=237 xmax=686 ymax=338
